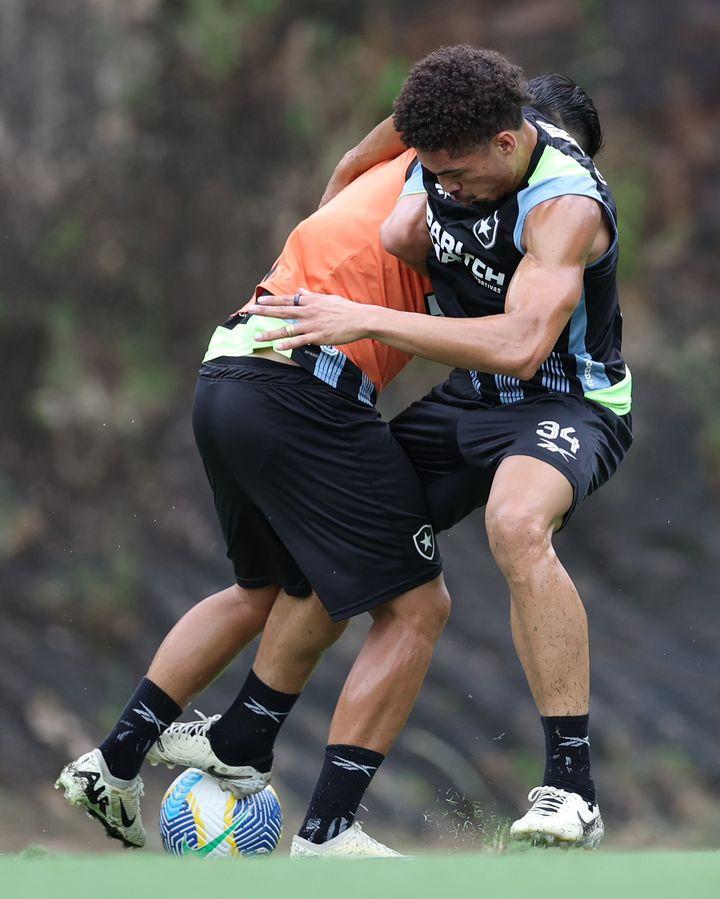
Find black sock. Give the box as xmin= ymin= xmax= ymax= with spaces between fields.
xmin=99 ymin=677 xmax=182 ymax=780
xmin=541 ymin=713 xmax=595 ymax=805
xmin=208 ymin=669 xmax=299 ymax=771
xmin=298 ymin=744 xmax=384 ymax=844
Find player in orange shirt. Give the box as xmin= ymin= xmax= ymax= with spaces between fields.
xmin=57 ymin=145 xmax=451 ymax=857
xmin=58 ymin=74 xmax=598 ymax=857
xmin=227 ymin=146 xmax=431 ymax=395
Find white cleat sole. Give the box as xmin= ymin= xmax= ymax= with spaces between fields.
xmin=511 ymin=787 xmax=603 ymax=850
xmin=147 ymin=758 xmax=176 ymax=769
xmin=511 ymin=828 xmax=602 ymax=850
xmin=147 ymin=758 xmax=267 ymax=797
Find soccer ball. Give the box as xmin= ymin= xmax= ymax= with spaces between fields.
xmin=159 ymin=768 xmax=282 ymax=857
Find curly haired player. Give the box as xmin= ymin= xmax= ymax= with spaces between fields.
xmin=57 ymin=59 xmax=618 ymax=854
xmin=250 ymin=48 xmax=631 ymax=848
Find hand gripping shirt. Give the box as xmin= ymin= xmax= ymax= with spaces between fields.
xmin=418 ymin=107 xmax=631 ymax=416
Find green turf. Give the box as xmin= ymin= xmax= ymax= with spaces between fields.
xmin=2 ymin=850 xmax=718 ymax=899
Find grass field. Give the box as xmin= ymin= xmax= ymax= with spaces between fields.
xmin=4 ymin=850 xmax=718 ymax=899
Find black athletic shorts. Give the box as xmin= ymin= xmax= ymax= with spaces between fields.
xmin=192 ymin=356 xmax=442 ymax=621
xmin=390 ymin=372 xmax=633 ymax=533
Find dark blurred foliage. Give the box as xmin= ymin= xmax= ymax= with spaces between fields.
xmin=0 ymin=0 xmax=718 ymax=851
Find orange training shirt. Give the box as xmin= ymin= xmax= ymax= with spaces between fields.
xmin=257 ymin=149 xmax=431 ymax=393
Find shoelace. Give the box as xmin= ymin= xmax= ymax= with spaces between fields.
xmin=169 ymin=710 xmax=221 ymax=739
xmin=526 ymin=786 xmax=568 ymax=816
xmin=351 ymin=824 xmax=397 ymax=854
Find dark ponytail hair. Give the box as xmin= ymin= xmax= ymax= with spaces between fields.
xmin=527 ymin=73 xmax=604 ymax=159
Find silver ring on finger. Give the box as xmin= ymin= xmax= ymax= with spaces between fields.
xmin=293 ymin=292 xmax=302 ymax=307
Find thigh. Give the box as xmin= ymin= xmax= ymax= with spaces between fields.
xmin=197 ymin=363 xmax=442 ymax=622
xmin=461 ymin=393 xmax=632 ymax=527
xmin=422 ymin=466 xmax=494 ymax=533
xmin=391 ymin=383 xmax=497 ymax=533
xmin=486 ymin=454 xmax=575 ymax=535
xmin=390 ymin=385 xmax=468 ymax=482
xmin=193 ymin=376 xmax=311 ymax=596
xmin=262 ymin=399 xmax=443 ymax=621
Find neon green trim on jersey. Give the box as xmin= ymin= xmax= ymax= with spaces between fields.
xmin=528 ymin=145 xmax=590 ymax=186
xmin=585 ymin=367 xmax=632 ymax=416
xmin=203 ymin=315 xmax=293 ymax=363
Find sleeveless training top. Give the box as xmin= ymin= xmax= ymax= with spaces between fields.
xmin=411 ymin=107 xmax=631 ymax=415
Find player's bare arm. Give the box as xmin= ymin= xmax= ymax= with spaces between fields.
xmin=380 ymin=193 xmax=431 ymax=276
xmin=319 ymin=115 xmax=405 ymax=207
xmin=250 ymin=194 xmax=605 ymax=380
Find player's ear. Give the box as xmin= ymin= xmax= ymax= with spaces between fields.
xmin=496 ymin=131 xmax=518 ymax=155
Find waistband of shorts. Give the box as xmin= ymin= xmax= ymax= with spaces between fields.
xmin=199 ymin=355 xmax=319 ymax=383
xmin=202 ymin=314 xmax=378 ymax=407
xmin=290 ymin=343 xmax=377 ymax=407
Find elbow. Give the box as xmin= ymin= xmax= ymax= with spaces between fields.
xmin=507 ymin=361 xmax=540 ymax=382
xmin=339 ymin=145 xmax=361 ymax=176
xmin=514 ymin=357 xmax=543 ymax=382
xmin=503 ymin=346 xmax=548 ymax=382
xmin=380 ymin=194 xmax=430 ymax=272
xmin=380 ymin=217 xmax=410 ymax=262
xmin=380 ymin=216 xmax=430 ymax=275
xmin=501 ymin=315 xmax=565 ymax=381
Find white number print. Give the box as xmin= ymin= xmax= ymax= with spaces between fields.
xmin=536 ymin=420 xmax=581 ymax=462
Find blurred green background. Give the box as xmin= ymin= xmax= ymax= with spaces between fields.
xmin=1 ymin=0 xmax=718 ymax=852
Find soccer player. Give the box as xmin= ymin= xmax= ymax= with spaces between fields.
xmin=248 ymin=48 xmax=632 ymax=848
xmin=56 ymin=144 xmax=450 ymax=856
xmin=378 ymin=73 xmax=606 ymax=278
xmin=55 ymin=69 xmax=609 ymax=855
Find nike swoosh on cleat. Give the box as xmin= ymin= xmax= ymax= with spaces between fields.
xmin=119 ymin=798 xmax=136 ymax=828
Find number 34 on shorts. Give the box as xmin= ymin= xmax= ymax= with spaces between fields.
xmin=536 ymin=420 xmax=581 ymax=463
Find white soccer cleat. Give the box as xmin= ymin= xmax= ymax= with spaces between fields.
xmin=145 ymin=710 xmax=270 ymax=797
xmin=510 ymin=785 xmax=604 ymax=848
xmin=55 ymin=748 xmax=146 ymax=848
xmin=290 ymin=822 xmax=405 ymax=858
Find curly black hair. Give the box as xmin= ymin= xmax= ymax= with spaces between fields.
xmin=527 ymin=73 xmax=604 ymax=159
xmin=392 ymin=45 xmax=529 ymax=155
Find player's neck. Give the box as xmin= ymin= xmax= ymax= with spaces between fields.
xmin=509 ymin=119 xmax=539 ymax=193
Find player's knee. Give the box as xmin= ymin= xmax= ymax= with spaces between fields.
xmin=421 ymin=582 xmax=452 ymax=635
xmin=225 ymin=583 xmax=277 ymax=625
xmin=373 ymin=579 xmax=451 ymax=639
xmin=485 ymin=502 xmax=550 ymax=569
xmin=310 ymin=618 xmax=349 ymax=653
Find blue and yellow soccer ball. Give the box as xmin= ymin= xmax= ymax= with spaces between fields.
xmin=159 ymin=768 xmax=282 ymax=857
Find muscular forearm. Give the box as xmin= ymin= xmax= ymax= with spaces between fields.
xmin=364 ymin=306 xmax=544 ymax=379
xmin=364 ymin=259 xmax=581 ymax=377
xmin=367 ymin=198 xmax=599 ymax=375
xmin=248 ymin=256 xmax=583 ymax=376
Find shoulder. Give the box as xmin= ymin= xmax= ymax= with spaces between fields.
xmin=513 ymin=143 xmax=612 ymax=253
xmin=526 ymin=192 xmax=603 ymax=225
xmin=523 ymin=194 xmax=603 ymax=261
